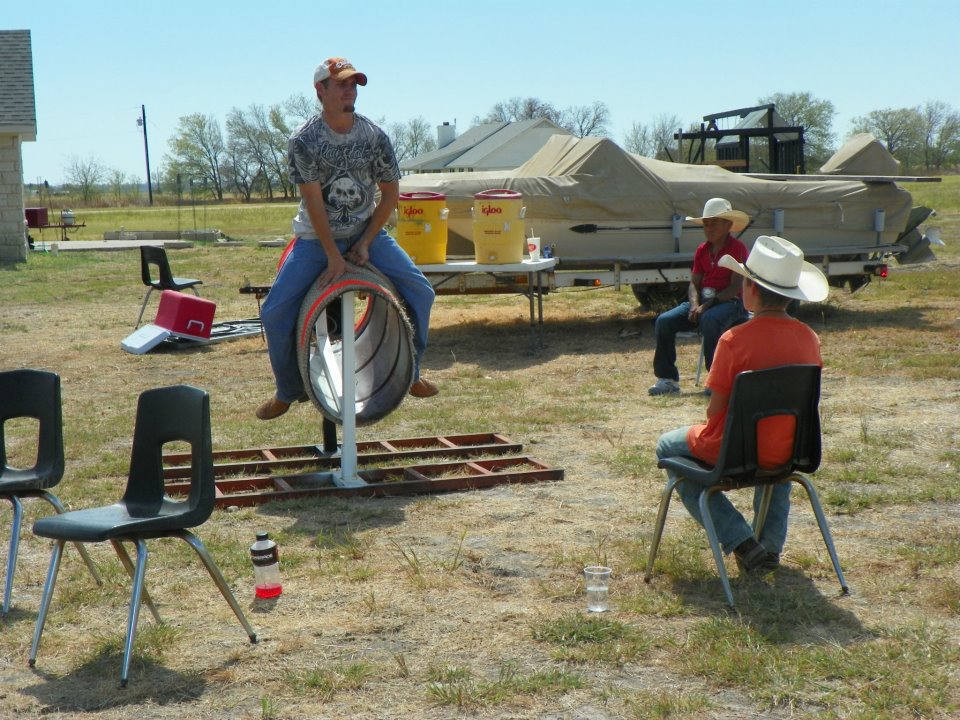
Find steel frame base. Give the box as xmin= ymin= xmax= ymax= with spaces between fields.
xmin=162 ymin=424 xmax=563 ymax=507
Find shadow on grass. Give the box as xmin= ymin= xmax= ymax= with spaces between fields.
xmin=253 ymin=492 xmax=413 ymax=538
xmin=795 ymin=300 xmax=937 ymax=334
xmin=22 ymin=654 xmax=207 ymax=711
xmin=0 ymin=605 xmax=38 ymax=626
xmin=425 ymin=313 xmax=647 ymax=371
xmin=423 ymin=300 xmax=940 ymax=372
xmin=670 ymin=566 xmax=867 ymax=644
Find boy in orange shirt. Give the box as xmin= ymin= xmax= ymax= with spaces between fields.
xmin=655 ymin=235 xmax=829 ymax=572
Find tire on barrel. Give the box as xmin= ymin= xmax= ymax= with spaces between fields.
xmin=296 ymin=264 xmax=415 ymax=426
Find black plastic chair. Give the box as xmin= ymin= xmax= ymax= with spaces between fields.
xmin=29 ymin=385 xmax=257 ymax=686
xmin=0 ymin=369 xmax=100 ymax=614
xmin=135 ymin=245 xmax=203 ymax=328
xmin=645 ymin=365 xmax=848 ymax=607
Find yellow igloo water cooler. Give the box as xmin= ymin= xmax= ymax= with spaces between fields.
xmin=472 ymin=189 xmax=525 ymax=264
xmin=396 ymin=192 xmax=448 ymax=264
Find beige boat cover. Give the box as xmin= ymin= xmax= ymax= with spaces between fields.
xmin=401 ymin=135 xmax=913 ymax=242
xmin=819 ymin=133 xmax=901 ymax=175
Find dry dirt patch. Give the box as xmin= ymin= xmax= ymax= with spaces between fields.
xmin=1 ymin=250 xmax=958 ymax=718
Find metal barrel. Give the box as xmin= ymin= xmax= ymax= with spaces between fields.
xmin=296 ymin=264 xmax=415 ymax=426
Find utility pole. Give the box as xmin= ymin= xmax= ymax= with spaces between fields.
xmin=137 ymin=104 xmax=154 ymax=205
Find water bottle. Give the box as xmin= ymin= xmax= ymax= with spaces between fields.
xmin=250 ymin=532 xmax=282 ymax=598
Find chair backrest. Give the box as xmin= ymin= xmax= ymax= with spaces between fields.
xmin=712 ymin=365 xmax=821 ymax=483
xmin=0 ymin=369 xmax=64 ymax=489
xmin=140 ymin=245 xmax=175 ymax=289
xmin=122 ymin=385 xmax=214 ymax=527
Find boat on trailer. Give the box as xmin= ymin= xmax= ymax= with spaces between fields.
xmin=400 ymin=134 xmax=939 ymax=304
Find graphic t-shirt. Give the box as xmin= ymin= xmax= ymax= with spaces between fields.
xmin=288 ymin=113 xmax=401 ymax=240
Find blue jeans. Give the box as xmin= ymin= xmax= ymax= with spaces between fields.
xmin=653 ymin=300 xmax=744 ymax=381
xmin=655 ymin=426 xmax=791 ymax=554
xmin=260 ymin=229 xmax=435 ymax=403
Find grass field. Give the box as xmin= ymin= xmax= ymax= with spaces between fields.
xmin=50 ymin=202 xmax=300 ymax=243
xmin=1 ymin=181 xmax=958 ymax=718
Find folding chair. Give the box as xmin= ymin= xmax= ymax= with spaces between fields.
xmin=135 ymin=245 xmax=203 ymax=328
xmin=0 ymin=369 xmax=100 ymax=614
xmin=29 ymin=384 xmax=257 ymax=686
xmin=645 ymin=365 xmax=848 ymax=607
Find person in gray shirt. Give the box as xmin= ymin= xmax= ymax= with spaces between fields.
xmin=257 ymin=57 xmax=438 ymax=420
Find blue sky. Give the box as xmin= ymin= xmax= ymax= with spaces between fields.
xmin=7 ymin=0 xmax=959 ymax=184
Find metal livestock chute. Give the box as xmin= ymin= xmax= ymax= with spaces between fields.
xmin=296 ymin=264 xmax=415 ymax=427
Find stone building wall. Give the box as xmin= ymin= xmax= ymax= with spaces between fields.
xmin=0 ymin=133 xmax=27 ymax=263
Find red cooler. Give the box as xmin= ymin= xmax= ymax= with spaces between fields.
xmin=155 ymin=290 xmax=216 ymax=341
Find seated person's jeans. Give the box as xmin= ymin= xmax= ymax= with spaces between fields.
xmin=261 ymin=229 xmax=435 ymax=403
xmin=653 ymin=300 xmax=744 ymax=381
xmin=655 ymin=426 xmax=791 ymax=554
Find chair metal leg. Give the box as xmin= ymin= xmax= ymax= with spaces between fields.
xmin=701 ymin=487 xmax=736 ymax=607
xmin=4 ymin=494 xmax=102 ymax=615
xmin=175 ymin=530 xmax=257 ymax=643
xmin=644 ymin=476 xmax=682 ymax=583
xmin=120 ymin=538 xmax=150 ymax=687
xmin=753 ymin=484 xmax=775 ymax=536
xmin=695 ymin=337 xmax=705 ymax=386
xmin=3 ymin=496 xmax=24 ymax=614
xmin=135 ymin=288 xmax=155 ymax=328
xmin=110 ymin=540 xmax=162 ymax=624
xmin=38 ymin=492 xmax=102 ymax=587
xmin=789 ymin=474 xmax=849 ymax=595
xmin=29 ymin=540 xmax=66 ymax=667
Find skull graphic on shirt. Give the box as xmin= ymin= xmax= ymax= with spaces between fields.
xmin=327 ymin=177 xmax=367 ymax=225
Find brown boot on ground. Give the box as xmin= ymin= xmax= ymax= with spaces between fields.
xmin=409 ymin=378 xmax=439 ymax=398
xmin=256 ymin=396 xmax=292 ymax=420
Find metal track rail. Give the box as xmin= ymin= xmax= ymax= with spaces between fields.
xmin=162 ymin=432 xmax=563 ymax=507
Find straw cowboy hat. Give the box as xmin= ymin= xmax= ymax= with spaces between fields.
xmin=686 ymin=197 xmax=751 ymax=233
xmin=719 ymin=235 xmax=829 ymax=302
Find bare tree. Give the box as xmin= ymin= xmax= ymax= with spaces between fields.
xmin=850 ymin=107 xmax=922 ymax=170
xmin=226 ymin=104 xmax=285 ymax=200
xmin=283 ymin=93 xmax=317 ymax=125
xmin=267 ymin=105 xmax=296 ymax=198
xmin=651 ymin=113 xmax=683 ymax=160
xmin=166 ymin=113 xmax=226 ymax=200
xmin=563 ymin=101 xmax=610 ymax=138
xmin=622 ymin=115 xmax=682 ymax=159
xmin=917 ymin=101 xmax=960 ymax=172
xmin=224 ymin=95 xmax=310 ymax=198
xmin=223 ymin=138 xmax=258 ymax=202
xmin=623 ymin=121 xmax=655 ymax=156
xmin=64 ymin=155 xmax=105 ymax=203
xmin=759 ymin=92 xmax=837 ymax=169
xmin=107 ymin=168 xmax=127 ymax=204
xmin=389 ymin=117 xmax=437 ymax=162
xmin=482 ymin=97 xmax=564 ymax=125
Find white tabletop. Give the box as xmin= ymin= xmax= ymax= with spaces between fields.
xmin=417 ymin=257 xmax=558 ymax=273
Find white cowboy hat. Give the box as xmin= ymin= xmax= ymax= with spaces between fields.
xmin=719 ymin=235 xmax=829 ymax=302
xmin=686 ymin=197 xmax=751 ymax=233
